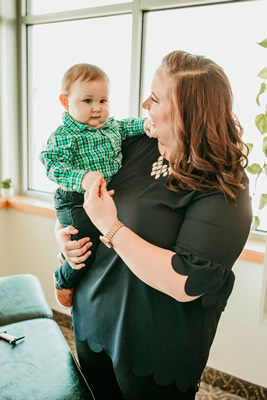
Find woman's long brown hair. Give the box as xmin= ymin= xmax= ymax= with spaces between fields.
xmin=162 ymin=50 xmax=248 ymax=201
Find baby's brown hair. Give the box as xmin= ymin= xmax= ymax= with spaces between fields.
xmin=61 ymin=63 xmax=109 ymax=95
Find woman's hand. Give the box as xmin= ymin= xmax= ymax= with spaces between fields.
xmin=83 ymin=175 xmax=118 ymax=234
xmin=55 ymin=224 xmax=93 ymax=269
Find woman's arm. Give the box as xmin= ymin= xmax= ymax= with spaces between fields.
xmin=83 ymin=176 xmax=200 ymax=303
xmin=111 ymin=225 xmax=199 ymax=302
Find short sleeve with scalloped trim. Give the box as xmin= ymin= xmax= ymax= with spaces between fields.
xmin=171 ymin=185 xmax=252 ymax=311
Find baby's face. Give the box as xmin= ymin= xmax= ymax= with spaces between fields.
xmin=67 ymin=78 xmax=110 ymax=128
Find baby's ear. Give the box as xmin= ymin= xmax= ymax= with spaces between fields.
xmin=59 ymin=94 xmax=69 ymax=111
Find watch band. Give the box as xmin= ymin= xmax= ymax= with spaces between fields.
xmin=99 ymin=220 xmax=125 ymax=248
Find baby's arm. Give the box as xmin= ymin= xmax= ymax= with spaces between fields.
xmin=40 ymin=128 xmax=87 ymax=192
xmin=117 ymin=117 xmax=145 ymax=139
xmin=117 ymin=117 xmax=153 ymax=140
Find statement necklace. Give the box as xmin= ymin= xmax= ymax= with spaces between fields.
xmin=151 ymin=153 xmax=171 ymax=179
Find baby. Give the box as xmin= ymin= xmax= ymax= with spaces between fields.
xmin=40 ymin=63 xmax=150 ymax=307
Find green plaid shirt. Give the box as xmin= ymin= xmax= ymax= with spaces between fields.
xmin=40 ymin=112 xmax=145 ymax=193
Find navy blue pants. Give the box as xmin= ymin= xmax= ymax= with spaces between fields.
xmin=54 ymin=188 xmax=100 ymax=289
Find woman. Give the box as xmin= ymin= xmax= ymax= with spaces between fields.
xmin=56 ymin=50 xmax=252 ymax=399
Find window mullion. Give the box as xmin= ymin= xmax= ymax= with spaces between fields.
xmin=129 ymin=0 xmax=144 ymax=117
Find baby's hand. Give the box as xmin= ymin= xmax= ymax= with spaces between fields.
xmin=143 ymin=118 xmax=152 ymax=138
xmin=81 ymin=171 xmax=103 ymax=191
xmin=82 ymin=172 xmax=115 ymax=197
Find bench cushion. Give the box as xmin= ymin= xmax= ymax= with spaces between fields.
xmin=0 ymin=274 xmax=52 ymax=324
xmin=0 ymin=318 xmax=94 ymax=400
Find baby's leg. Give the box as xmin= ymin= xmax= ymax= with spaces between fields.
xmin=55 ymin=204 xmax=100 ymax=290
xmin=53 ymin=189 xmax=99 ymax=307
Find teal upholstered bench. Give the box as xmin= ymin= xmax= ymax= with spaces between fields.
xmin=0 ymin=274 xmax=52 ymax=325
xmin=0 ymin=274 xmax=94 ymax=400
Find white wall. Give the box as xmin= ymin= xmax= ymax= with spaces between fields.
xmin=207 ymin=259 xmax=267 ymax=388
xmin=0 ymin=208 xmax=7 ymax=251
xmin=0 ymin=207 xmax=266 ymax=386
xmin=0 ymin=208 xmax=70 ymax=315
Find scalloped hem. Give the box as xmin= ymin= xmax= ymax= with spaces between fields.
xmin=74 ymin=329 xmax=200 ymax=393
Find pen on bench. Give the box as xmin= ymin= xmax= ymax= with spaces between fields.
xmin=0 ymin=330 xmax=25 ymax=344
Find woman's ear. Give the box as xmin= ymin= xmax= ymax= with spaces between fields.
xmin=59 ymin=94 xmax=69 ymax=111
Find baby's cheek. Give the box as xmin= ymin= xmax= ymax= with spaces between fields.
xmin=103 ymin=109 xmax=110 ymax=120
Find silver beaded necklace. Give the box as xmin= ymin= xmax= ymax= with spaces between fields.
xmin=151 ymin=154 xmax=171 ymax=179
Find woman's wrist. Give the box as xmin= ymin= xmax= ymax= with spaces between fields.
xmin=97 ymin=217 xmax=118 ymax=236
xmin=99 ymin=220 xmax=124 ymax=248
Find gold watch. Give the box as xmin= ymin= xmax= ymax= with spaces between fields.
xmin=99 ymin=220 xmax=125 ymax=248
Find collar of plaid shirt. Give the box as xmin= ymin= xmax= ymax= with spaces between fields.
xmin=63 ymin=112 xmax=115 ymax=135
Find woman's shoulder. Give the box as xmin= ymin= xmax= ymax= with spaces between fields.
xmin=121 ymin=135 xmax=157 ymax=158
xmin=122 ymin=134 xmax=154 ymax=148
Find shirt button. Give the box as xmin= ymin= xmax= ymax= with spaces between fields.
xmin=73 ymin=184 xmax=77 ymax=190
xmin=111 ymin=139 xmax=114 ymax=143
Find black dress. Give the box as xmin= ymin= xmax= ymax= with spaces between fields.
xmin=72 ymin=135 xmax=252 ymax=391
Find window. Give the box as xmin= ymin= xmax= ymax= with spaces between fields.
xmin=14 ymin=0 xmax=267 ymax=231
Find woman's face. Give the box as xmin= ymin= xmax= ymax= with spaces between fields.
xmin=142 ymin=66 xmax=173 ymax=148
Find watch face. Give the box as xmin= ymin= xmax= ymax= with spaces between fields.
xmin=100 ymin=235 xmax=112 ymax=248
